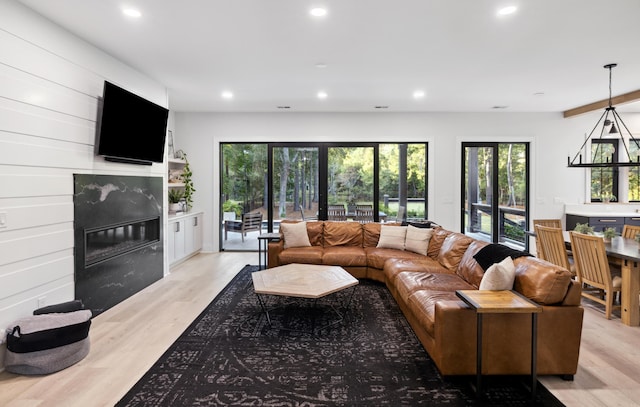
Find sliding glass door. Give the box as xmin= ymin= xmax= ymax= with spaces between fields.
xmin=220 ymin=143 xmax=268 ymax=251
xmin=327 ymin=145 xmax=376 ymax=221
xmin=271 ymin=146 xmax=320 ymax=223
xmin=221 ymin=142 xmax=428 ymax=250
xmin=462 ymin=142 xmax=529 ymax=249
xmin=379 ymin=143 xmax=427 ymax=222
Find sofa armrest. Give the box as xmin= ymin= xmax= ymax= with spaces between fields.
xmin=268 ymin=239 xmax=284 ymax=268
xmin=433 ymin=299 xmax=583 ymax=376
xmin=433 ymin=300 xmax=477 ymax=375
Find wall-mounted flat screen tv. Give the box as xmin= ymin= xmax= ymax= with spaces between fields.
xmin=97 ymin=81 xmax=169 ymax=165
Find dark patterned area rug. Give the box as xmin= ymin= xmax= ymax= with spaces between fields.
xmin=117 ymin=265 xmax=564 ymax=406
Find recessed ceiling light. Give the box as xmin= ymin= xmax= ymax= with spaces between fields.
xmin=315 ymin=63 xmax=327 ymax=69
xmin=277 ymin=106 xmax=291 ymax=109
xmin=221 ymin=91 xmax=233 ymax=99
xmin=497 ymin=6 xmax=517 ymax=16
xmin=317 ymin=91 xmax=328 ymax=99
xmin=413 ymin=90 xmax=426 ymax=99
xmin=533 ymin=92 xmax=545 ymax=96
xmin=310 ymin=7 xmax=327 ymax=17
xmin=492 ymin=105 xmax=509 ymax=109
xmin=375 ymin=106 xmax=389 ymax=109
xmin=122 ymin=8 xmax=142 ymax=18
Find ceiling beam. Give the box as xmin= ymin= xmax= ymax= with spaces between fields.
xmin=563 ymin=89 xmax=640 ymax=118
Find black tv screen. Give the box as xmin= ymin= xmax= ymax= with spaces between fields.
xmin=97 ymin=81 xmax=169 ymax=164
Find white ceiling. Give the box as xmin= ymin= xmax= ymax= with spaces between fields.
xmin=16 ymin=0 xmax=640 ymax=113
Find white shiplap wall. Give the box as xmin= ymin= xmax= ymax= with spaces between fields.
xmin=0 ymin=1 xmax=170 ymax=338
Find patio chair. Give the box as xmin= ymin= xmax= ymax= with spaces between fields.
xmin=327 ymin=205 xmax=346 ymax=221
xmin=355 ymin=204 xmax=374 ymax=223
xmin=224 ymin=212 xmax=263 ymax=242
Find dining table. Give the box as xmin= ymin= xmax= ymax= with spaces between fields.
xmin=562 ymin=231 xmax=640 ymax=326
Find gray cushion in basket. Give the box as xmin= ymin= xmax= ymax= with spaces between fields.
xmin=4 ymin=309 xmax=92 ymax=375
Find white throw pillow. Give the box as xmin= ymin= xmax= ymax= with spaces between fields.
xmin=479 ymin=256 xmax=516 ymax=290
xmin=404 ymin=225 xmax=434 ymax=256
xmin=376 ymin=225 xmax=407 ymax=251
xmin=280 ymin=221 xmax=311 ymax=249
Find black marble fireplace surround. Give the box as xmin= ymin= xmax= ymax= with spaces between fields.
xmin=74 ymin=174 xmax=163 ymax=316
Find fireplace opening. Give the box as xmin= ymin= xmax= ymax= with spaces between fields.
xmin=84 ymin=217 xmax=160 ymax=267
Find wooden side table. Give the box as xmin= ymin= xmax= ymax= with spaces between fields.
xmin=257 ymin=233 xmax=280 ymax=269
xmin=455 ymin=290 xmax=542 ymax=399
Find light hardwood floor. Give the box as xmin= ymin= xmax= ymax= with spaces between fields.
xmin=1 ymin=252 xmax=639 ymax=407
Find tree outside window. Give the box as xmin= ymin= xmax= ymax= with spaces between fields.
xmin=590 ymin=139 xmax=618 ymax=202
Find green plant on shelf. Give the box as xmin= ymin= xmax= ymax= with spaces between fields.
xmin=168 ymin=189 xmax=184 ymax=204
xmin=176 ymin=150 xmax=195 ymax=211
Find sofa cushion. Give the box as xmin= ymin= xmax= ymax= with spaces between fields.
xmin=323 ymin=221 xmax=363 ymax=247
xmin=513 ymin=256 xmax=572 ymax=305
xmin=456 ymin=240 xmax=489 ymax=288
xmin=306 ymin=221 xmax=325 ymax=246
xmin=427 ymin=227 xmax=453 ymax=259
xmin=322 ymin=246 xmax=367 ymax=267
xmin=377 ymin=225 xmax=407 ymax=250
xmin=395 ymin=271 xmax=475 ymax=303
xmin=278 ymin=246 xmax=324 ymax=265
xmin=479 ymin=256 xmax=516 ymax=290
xmin=280 ymin=221 xmax=311 ymax=249
xmin=436 ymin=232 xmax=474 ymax=272
xmin=383 ymin=257 xmax=445 ymax=286
xmin=405 ymin=225 xmax=434 ymax=256
xmin=365 ymin=247 xmax=426 ymax=270
xmin=362 ymin=223 xmax=382 ymax=247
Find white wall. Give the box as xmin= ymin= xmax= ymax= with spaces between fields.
xmin=0 ymin=1 xmax=170 ymax=335
xmin=175 ymin=110 xmax=640 ymax=254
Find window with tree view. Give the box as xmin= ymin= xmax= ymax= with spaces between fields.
xmin=590 ymin=139 xmax=618 ymax=202
xmin=628 ymin=140 xmax=640 ymax=201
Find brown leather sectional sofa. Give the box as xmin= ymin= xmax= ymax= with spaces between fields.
xmin=268 ymin=221 xmax=583 ymax=378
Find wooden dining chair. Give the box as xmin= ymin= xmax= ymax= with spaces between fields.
xmin=533 ymin=219 xmax=562 ymax=229
xmin=620 ymin=224 xmax=640 ymax=302
xmin=532 ymin=219 xmax=563 ymax=258
xmin=534 ymin=225 xmax=575 ymax=276
xmin=622 ymin=224 xmax=640 ymax=240
xmin=569 ymin=231 xmax=622 ymax=319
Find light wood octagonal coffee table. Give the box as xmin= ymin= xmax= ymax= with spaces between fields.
xmin=252 ymin=263 xmax=359 ymax=333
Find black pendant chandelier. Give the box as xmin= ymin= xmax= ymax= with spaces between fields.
xmin=568 ymin=63 xmax=640 ymax=168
